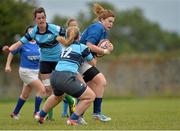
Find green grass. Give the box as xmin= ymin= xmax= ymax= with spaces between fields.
xmin=1 ymin=98 xmax=180 ymax=130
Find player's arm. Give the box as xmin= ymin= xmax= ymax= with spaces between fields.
xmin=87 ymin=42 xmax=110 ymax=55
xmin=88 ymin=58 xmax=96 ymax=67
xmin=82 ymin=46 xmax=96 ymax=66
xmin=9 ymin=41 xmax=23 ymax=51
xmin=3 ymin=41 xmax=23 ymax=53
xmin=5 ymin=53 xmax=14 ymax=73
xmin=53 ymin=24 xmax=71 ymax=46
xmin=56 ymin=36 xmax=72 ymax=46
xmin=85 ymin=27 xmax=110 ymax=55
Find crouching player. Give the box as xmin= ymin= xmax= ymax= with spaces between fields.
xmin=38 ymin=26 xmax=96 ymax=125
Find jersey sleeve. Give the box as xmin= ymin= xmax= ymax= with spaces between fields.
xmin=20 ymin=26 xmax=36 ymax=44
xmin=81 ymin=44 xmax=93 ymax=61
xmin=49 ymin=24 xmax=66 ymax=36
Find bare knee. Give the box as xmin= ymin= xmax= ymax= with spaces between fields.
xmin=90 ymin=92 xmax=96 ymax=102
xmin=45 ymin=86 xmax=53 ymax=96
xmin=54 ymin=95 xmax=63 ymax=102
xmin=42 ymin=78 xmax=52 ymax=96
xmin=39 ymin=88 xmax=46 ymax=97
xmin=100 ymin=77 xmax=107 ymax=87
xmin=20 ymin=93 xmax=29 ymax=100
xmin=93 ymin=73 xmax=107 ymax=87
xmin=81 ymin=88 xmax=96 ymax=103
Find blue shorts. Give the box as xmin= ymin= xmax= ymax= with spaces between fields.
xmin=50 ymin=71 xmax=87 ymax=98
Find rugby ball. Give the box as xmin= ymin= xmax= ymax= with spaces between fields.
xmin=97 ymin=39 xmax=113 ymax=57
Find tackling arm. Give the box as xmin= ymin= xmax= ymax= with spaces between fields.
xmin=3 ymin=41 xmax=23 ymax=53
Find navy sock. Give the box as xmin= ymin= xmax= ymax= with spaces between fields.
xmin=34 ymin=96 xmax=43 ymax=113
xmin=70 ymin=113 xmax=79 ymax=120
xmin=93 ymin=98 xmax=102 ymax=114
xmin=13 ymin=98 xmax=26 ymax=114
xmin=39 ymin=110 xmax=47 ymax=117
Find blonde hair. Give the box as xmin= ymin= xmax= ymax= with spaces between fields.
xmin=66 ymin=18 xmax=78 ymax=27
xmin=57 ymin=26 xmax=79 ymax=45
xmin=93 ymin=3 xmax=115 ymax=21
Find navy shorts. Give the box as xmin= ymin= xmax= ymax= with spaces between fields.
xmin=39 ymin=61 xmax=57 ymax=74
xmin=50 ymin=71 xmax=87 ymax=98
xmin=83 ymin=66 xmax=100 ymax=82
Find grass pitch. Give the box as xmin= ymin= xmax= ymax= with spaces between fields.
xmin=1 ymin=97 xmax=180 ymax=130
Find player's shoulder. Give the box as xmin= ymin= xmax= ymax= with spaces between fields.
xmin=91 ymin=22 xmax=103 ymax=29
xmin=87 ymin=22 xmax=104 ymax=34
xmin=79 ymin=42 xmax=86 ymax=47
xmin=79 ymin=43 xmax=89 ymax=52
xmin=30 ymin=25 xmax=38 ymax=34
xmin=48 ymin=23 xmax=61 ymax=32
xmin=48 ymin=23 xmax=60 ymax=28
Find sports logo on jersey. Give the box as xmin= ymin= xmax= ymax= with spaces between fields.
xmin=28 ymin=56 xmax=40 ymax=61
xmin=48 ymin=34 xmax=52 ymax=40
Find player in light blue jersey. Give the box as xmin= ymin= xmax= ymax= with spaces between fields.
xmin=38 ymin=26 xmax=96 ymax=125
xmin=79 ymin=3 xmax=115 ymax=122
xmin=3 ymin=7 xmax=67 ymax=120
xmin=61 ymin=18 xmax=80 ymax=118
xmin=4 ymin=26 xmax=46 ymax=120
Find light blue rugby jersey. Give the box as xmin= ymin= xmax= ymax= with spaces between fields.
xmin=80 ymin=22 xmax=108 ymax=46
xmin=11 ymin=41 xmax=40 ymax=70
xmin=20 ymin=23 xmax=66 ymax=62
xmin=55 ymin=41 xmax=93 ymax=73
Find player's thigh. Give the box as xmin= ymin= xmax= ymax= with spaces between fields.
xmin=91 ymin=72 xmax=107 ymax=86
xmin=29 ymin=79 xmax=45 ymax=93
xmin=79 ymin=86 xmax=95 ymax=100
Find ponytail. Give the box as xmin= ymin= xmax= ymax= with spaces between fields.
xmin=57 ymin=26 xmax=79 ymax=46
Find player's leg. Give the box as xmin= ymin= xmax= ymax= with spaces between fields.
xmin=61 ymin=99 xmax=69 ymax=117
xmin=87 ymin=73 xmax=111 ymax=121
xmin=61 ymin=72 xmax=95 ymax=125
xmin=67 ymin=85 xmax=95 ymax=125
xmin=38 ymin=94 xmax=64 ymax=124
xmin=39 ymin=61 xmax=57 ymax=121
xmin=62 ymin=74 xmax=82 ymax=117
xmin=64 ymin=95 xmax=76 ymax=115
xmin=83 ymin=65 xmax=111 ymax=122
xmin=40 ymin=73 xmax=54 ymax=120
xmin=29 ymin=79 xmax=46 ymax=119
xmin=11 ymin=84 xmax=32 ymax=119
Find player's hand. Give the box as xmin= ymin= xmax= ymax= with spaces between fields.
xmin=103 ymin=49 xmax=111 ymax=55
xmin=108 ymin=43 xmax=113 ymax=52
xmin=2 ymin=45 xmax=10 ymax=53
xmin=5 ymin=66 xmax=12 ymax=73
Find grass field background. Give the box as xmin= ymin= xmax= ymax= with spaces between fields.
xmin=1 ymin=97 xmax=180 ymax=130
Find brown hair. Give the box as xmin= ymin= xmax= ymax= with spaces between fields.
xmin=34 ymin=7 xmax=46 ymax=18
xmin=57 ymin=26 xmax=79 ymax=45
xmin=93 ymin=3 xmax=115 ymax=21
xmin=25 ymin=25 xmax=34 ymax=34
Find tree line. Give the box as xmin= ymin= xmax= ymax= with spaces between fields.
xmin=1 ymin=0 xmax=180 ymax=57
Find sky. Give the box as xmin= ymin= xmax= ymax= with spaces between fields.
xmin=37 ymin=0 xmax=180 ymax=34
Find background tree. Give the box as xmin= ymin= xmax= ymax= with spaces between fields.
xmin=0 ymin=0 xmax=35 ymax=46
xmin=52 ymin=2 xmax=180 ymax=56
xmin=1 ymin=1 xmax=180 ymax=56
